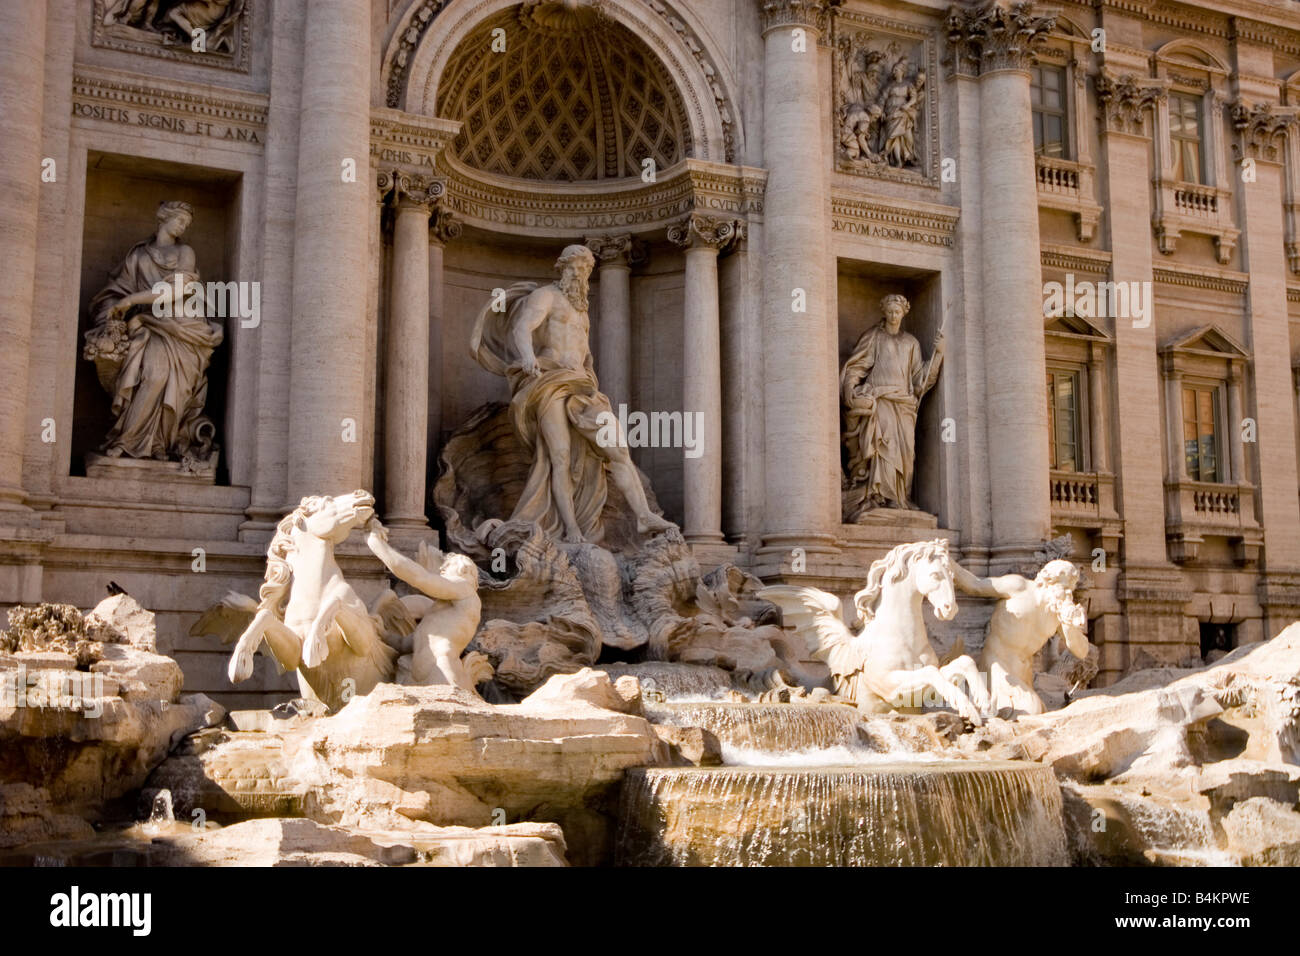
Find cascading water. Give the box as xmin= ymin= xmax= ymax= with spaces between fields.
xmin=619 ymin=678 xmax=1070 ymax=866
xmin=643 ymin=701 xmax=862 ymax=755
xmin=617 ymin=762 xmax=1068 ymax=866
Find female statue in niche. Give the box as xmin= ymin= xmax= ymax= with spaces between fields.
xmin=841 ymin=293 xmax=944 ymax=519
xmin=83 ymin=200 xmax=223 ymax=470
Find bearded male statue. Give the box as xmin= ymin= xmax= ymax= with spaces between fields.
xmin=470 ymin=244 xmax=674 ymax=544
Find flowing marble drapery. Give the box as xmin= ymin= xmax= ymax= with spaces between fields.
xmin=85 ymin=241 xmax=223 ymax=460
xmin=841 ymin=324 xmax=941 ymax=509
xmin=470 ymin=282 xmax=612 ymax=541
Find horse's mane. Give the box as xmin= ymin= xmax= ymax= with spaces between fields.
xmin=257 ymin=496 xmax=328 ymax=617
xmin=853 ymin=538 xmax=950 ymax=622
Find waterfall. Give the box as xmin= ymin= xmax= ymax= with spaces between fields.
xmin=617 ymin=762 xmax=1069 ymax=867
xmin=644 ymin=701 xmax=863 ymax=754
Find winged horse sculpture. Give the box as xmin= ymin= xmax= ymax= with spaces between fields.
xmin=759 ymin=538 xmax=991 ymax=725
xmin=192 ymin=490 xmax=399 ymax=712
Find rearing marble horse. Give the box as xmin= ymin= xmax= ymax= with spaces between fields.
xmin=209 ymin=490 xmax=398 ymax=711
xmin=760 ymin=538 xmax=991 ymax=725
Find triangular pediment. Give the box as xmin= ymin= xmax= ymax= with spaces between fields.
xmin=1161 ymin=324 xmax=1249 ymax=358
xmin=1044 ymin=313 xmax=1110 ymax=339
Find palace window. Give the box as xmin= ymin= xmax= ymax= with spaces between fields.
xmin=1159 ymin=325 xmax=1260 ymax=565
xmin=1168 ymin=93 xmax=1204 ymax=185
xmin=1031 ymin=65 xmax=1069 ymax=159
xmin=1181 ymin=384 xmax=1221 ymax=482
xmin=1047 ymin=368 xmax=1081 ymax=472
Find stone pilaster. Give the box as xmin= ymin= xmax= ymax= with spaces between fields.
xmin=757 ymin=0 xmax=839 ymax=560
xmin=1095 ymin=71 xmax=1171 ymax=571
xmin=669 ymin=214 xmax=740 ymax=548
xmin=382 ymin=172 xmax=444 ymax=534
xmin=584 ymin=233 xmax=637 ymax=412
xmin=0 ymin=0 xmax=47 ymax=514
xmin=286 ymin=0 xmax=373 ymax=502
xmin=427 ymin=204 xmax=460 ymax=483
xmin=948 ymin=0 xmax=1055 ymax=571
xmin=1233 ymin=101 xmax=1300 ymax=625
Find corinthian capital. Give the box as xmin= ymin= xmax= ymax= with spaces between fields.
xmin=946 ymin=2 xmax=1056 ymax=76
xmin=1095 ymin=71 xmax=1167 ymax=135
xmin=388 ymin=170 xmax=446 ymax=211
xmin=668 ymin=214 xmax=744 ymax=251
xmin=429 ymin=206 xmax=461 ymax=245
xmin=758 ymin=0 xmax=836 ymax=36
xmin=1232 ymin=100 xmax=1298 ymax=163
xmin=584 ymin=233 xmax=633 ymax=264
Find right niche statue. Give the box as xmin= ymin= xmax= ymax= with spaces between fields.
xmin=840 ymin=293 xmax=944 ymax=520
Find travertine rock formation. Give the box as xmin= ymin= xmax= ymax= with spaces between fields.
xmin=0 ymin=594 xmax=224 ymax=848
xmin=147 ymin=669 xmax=664 ymax=864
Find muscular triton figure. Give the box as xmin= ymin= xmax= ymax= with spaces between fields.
xmin=470 ymin=244 xmax=674 ymax=544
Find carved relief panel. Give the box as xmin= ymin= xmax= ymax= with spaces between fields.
xmin=93 ymin=0 xmax=251 ymax=72
xmin=832 ymin=10 xmax=938 ymax=186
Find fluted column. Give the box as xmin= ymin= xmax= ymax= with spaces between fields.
xmin=670 ymin=214 xmax=738 ymax=546
xmin=584 ymin=234 xmax=635 ymax=411
xmin=286 ymin=0 xmax=372 ymax=501
xmin=949 ymin=2 xmax=1055 ymax=570
xmin=0 ymin=0 xmax=47 ymax=511
xmin=758 ymin=0 xmax=838 ymax=557
xmin=383 ymin=173 xmax=442 ymax=531
xmin=427 ymin=206 xmax=460 ymax=480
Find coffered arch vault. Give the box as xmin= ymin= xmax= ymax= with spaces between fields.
xmin=385 ymin=0 xmax=741 ymax=169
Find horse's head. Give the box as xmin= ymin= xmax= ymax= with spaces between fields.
xmin=912 ymin=539 xmax=957 ymax=622
xmin=292 ymin=490 xmax=376 ymax=545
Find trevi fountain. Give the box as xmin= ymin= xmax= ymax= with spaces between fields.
xmin=2 ymin=0 xmax=1300 ymax=883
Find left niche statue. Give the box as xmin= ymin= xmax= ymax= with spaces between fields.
xmin=82 ymin=200 xmax=224 ymax=473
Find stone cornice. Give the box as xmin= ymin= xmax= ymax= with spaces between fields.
xmin=946 ymin=2 xmax=1056 ymax=76
xmin=830 ymin=194 xmax=959 ymax=248
xmin=71 ymin=65 xmax=268 ymax=144
xmin=370 ymin=107 xmax=461 ymax=173
xmin=1231 ymin=100 xmax=1298 ymax=164
xmin=1095 ymin=70 xmax=1167 ymax=135
xmin=1041 ymin=244 xmax=1112 ymax=275
xmin=440 ymin=156 xmax=762 ymax=238
xmin=1153 ymin=264 xmax=1249 ymax=295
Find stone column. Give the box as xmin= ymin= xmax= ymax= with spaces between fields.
xmin=949 ymin=2 xmax=1056 ymax=571
xmin=426 ymin=206 xmax=460 ymax=481
xmin=757 ymin=0 xmax=838 ymax=559
xmin=669 ymin=214 xmax=738 ymax=547
xmin=383 ymin=173 xmax=442 ymax=532
xmin=0 ymin=0 xmax=46 ymax=512
xmin=585 ymin=234 xmax=635 ymax=412
xmin=286 ymin=0 xmax=372 ymax=501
